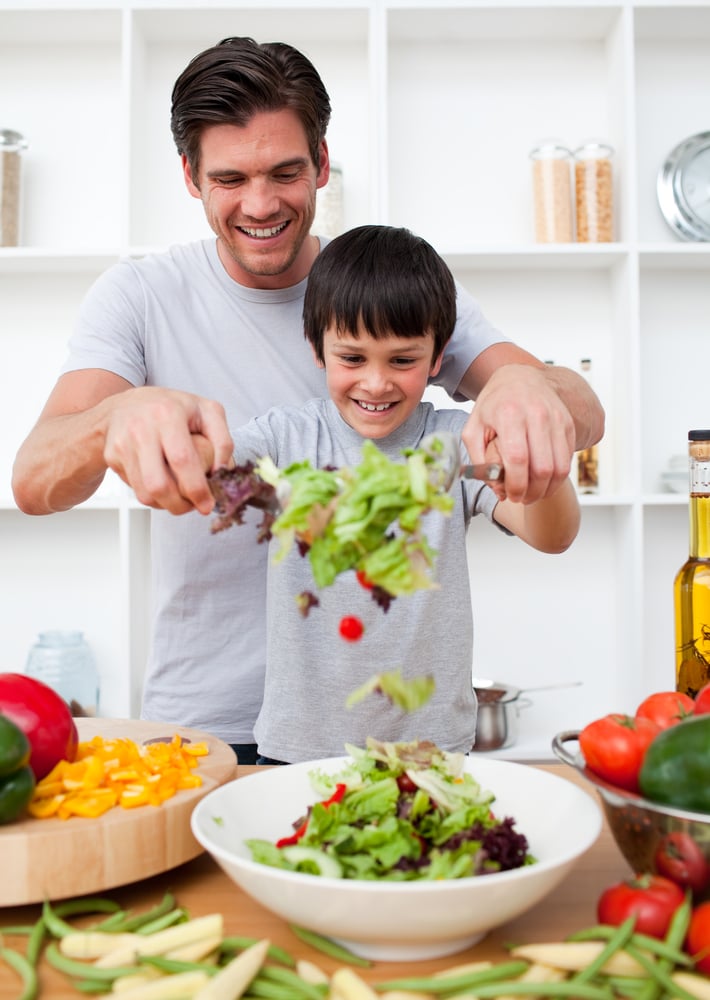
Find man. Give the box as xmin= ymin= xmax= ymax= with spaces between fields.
xmin=12 ymin=38 xmax=603 ymax=763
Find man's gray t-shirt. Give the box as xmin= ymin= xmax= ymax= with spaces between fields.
xmin=62 ymin=238 xmax=507 ymax=743
xmin=231 ymin=398 xmax=502 ymax=762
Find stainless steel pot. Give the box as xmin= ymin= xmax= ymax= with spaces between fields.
xmin=472 ymin=679 xmax=582 ymax=752
xmin=472 ymin=681 xmax=530 ymax=752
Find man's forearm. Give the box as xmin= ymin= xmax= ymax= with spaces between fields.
xmin=544 ymin=364 xmax=605 ymax=452
xmin=12 ymin=406 xmax=111 ymax=515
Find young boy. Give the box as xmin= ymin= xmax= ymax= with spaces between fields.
xmin=226 ymin=225 xmax=580 ymax=764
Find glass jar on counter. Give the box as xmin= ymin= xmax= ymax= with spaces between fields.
xmin=313 ymin=162 xmax=344 ymax=238
xmin=573 ymin=141 xmax=614 ymax=243
xmin=1 ymin=129 xmax=28 ymax=247
xmin=25 ymin=630 xmax=100 ymax=717
xmin=530 ymin=142 xmax=573 ymax=243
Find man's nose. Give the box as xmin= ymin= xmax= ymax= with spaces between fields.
xmin=240 ymin=179 xmax=280 ymax=220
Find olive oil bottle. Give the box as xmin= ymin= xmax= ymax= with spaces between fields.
xmin=674 ymin=430 xmax=710 ymax=697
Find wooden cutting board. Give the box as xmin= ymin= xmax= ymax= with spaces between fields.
xmin=0 ymin=718 xmax=238 ymax=906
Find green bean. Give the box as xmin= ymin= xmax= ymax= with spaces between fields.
xmin=54 ymin=897 xmax=122 ymax=918
xmin=222 ymin=936 xmax=296 ymax=968
xmin=455 ymin=982 xmax=613 ymax=1000
xmin=260 ymin=963 xmax=329 ymax=1000
xmin=135 ymin=907 xmax=188 ymax=935
xmin=635 ymin=893 xmax=693 ymax=1000
xmin=41 ymin=899 xmax=77 ymax=939
xmin=90 ymin=909 xmax=133 ymax=931
xmin=107 ymin=892 xmax=177 ymax=933
xmin=624 ymin=941 xmax=698 ymax=1000
xmin=249 ymin=980 xmax=309 ymax=1000
xmin=43 ymin=941 xmax=141 ymax=982
xmin=568 ymin=922 xmax=693 ymax=966
xmin=0 ymin=926 xmax=34 ymax=936
xmin=140 ymin=954 xmax=218 ymax=975
xmin=72 ymin=977 xmax=115 ymax=993
xmin=0 ymin=945 xmax=39 ymax=1000
xmin=375 ymin=960 xmax=531 ymax=994
xmin=289 ymin=926 xmax=372 ymax=968
xmin=25 ymin=918 xmax=46 ymax=968
xmin=571 ymin=915 xmax=636 ymax=985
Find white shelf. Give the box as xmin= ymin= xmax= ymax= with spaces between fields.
xmin=0 ymin=0 xmax=706 ymax=744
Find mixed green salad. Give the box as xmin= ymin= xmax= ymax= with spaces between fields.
xmin=208 ymin=438 xmax=454 ymax=611
xmin=246 ymin=739 xmax=534 ymax=882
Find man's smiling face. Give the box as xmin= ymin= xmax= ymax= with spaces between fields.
xmin=183 ymin=109 xmax=329 ymax=289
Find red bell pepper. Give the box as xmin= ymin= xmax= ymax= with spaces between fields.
xmin=276 ymin=782 xmax=347 ymax=848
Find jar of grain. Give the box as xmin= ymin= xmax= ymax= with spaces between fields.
xmin=313 ymin=162 xmax=344 ymax=238
xmin=573 ymin=141 xmax=614 ymax=243
xmin=0 ymin=129 xmax=28 ymax=247
xmin=530 ymin=142 xmax=573 ymax=243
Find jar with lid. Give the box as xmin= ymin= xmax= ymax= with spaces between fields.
xmin=674 ymin=432 xmax=710 ymax=698
xmin=1 ymin=129 xmax=28 ymax=247
xmin=529 ymin=142 xmax=573 ymax=243
xmin=573 ymin=141 xmax=614 ymax=243
xmin=313 ymin=162 xmax=344 ymax=238
xmin=25 ymin=630 xmax=100 ymax=716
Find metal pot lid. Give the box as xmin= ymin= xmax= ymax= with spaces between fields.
xmin=472 ymin=677 xmax=521 ymax=704
xmin=657 ymin=131 xmax=710 ymax=242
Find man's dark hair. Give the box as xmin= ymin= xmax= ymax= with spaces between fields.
xmin=171 ymin=36 xmax=332 ymax=176
xmin=304 ymin=226 xmax=457 ymax=363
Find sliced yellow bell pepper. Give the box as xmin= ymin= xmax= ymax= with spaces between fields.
xmin=28 ymin=734 xmax=209 ymax=820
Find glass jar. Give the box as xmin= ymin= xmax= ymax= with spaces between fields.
xmin=25 ymin=630 xmax=100 ymax=717
xmin=530 ymin=142 xmax=573 ymax=243
xmin=573 ymin=141 xmax=614 ymax=243
xmin=313 ymin=162 xmax=344 ymax=238
xmin=0 ymin=129 xmax=28 ymax=247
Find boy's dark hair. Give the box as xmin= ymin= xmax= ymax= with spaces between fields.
xmin=171 ymin=37 xmax=332 ymax=177
xmin=304 ymin=226 xmax=457 ymax=363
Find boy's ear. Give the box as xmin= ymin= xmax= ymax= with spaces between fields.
xmin=310 ymin=343 xmax=325 ymax=368
xmin=429 ymin=351 xmax=444 ymax=377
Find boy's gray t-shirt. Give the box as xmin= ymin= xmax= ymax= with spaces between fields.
xmin=231 ymin=398 xmax=503 ymax=762
xmin=62 ymin=238 xmax=507 ymax=744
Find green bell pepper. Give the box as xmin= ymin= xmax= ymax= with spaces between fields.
xmin=0 ymin=714 xmax=35 ymax=824
xmin=639 ymin=714 xmax=710 ymax=813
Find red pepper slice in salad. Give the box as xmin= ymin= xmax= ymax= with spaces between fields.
xmin=275 ymin=782 xmax=347 ymax=848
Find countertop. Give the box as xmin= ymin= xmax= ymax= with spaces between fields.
xmin=0 ymin=764 xmax=629 ymax=998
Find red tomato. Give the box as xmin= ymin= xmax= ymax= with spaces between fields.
xmin=693 ymin=683 xmax=710 ymax=716
xmin=597 ymin=874 xmax=685 ymax=939
xmin=655 ymin=832 xmax=710 ymax=894
xmin=636 ymin=691 xmax=694 ymax=729
xmin=339 ymin=616 xmax=364 ymax=642
xmin=0 ymin=673 xmax=78 ymax=780
xmin=687 ymin=901 xmax=710 ymax=974
xmin=355 ymin=570 xmax=374 ymax=590
xmin=579 ymin=713 xmax=660 ymax=793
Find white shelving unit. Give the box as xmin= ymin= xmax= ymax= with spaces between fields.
xmin=2 ymin=1 xmax=708 ymax=756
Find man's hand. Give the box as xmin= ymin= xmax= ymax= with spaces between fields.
xmin=102 ymin=387 xmax=234 ymax=515
xmin=461 ymin=363 xmax=579 ymax=505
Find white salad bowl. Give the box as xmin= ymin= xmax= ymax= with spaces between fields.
xmin=191 ymin=755 xmax=601 ymax=962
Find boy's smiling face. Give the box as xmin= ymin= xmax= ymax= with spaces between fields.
xmin=319 ymin=321 xmax=443 ymax=439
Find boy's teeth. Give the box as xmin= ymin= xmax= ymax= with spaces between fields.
xmin=360 ymin=402 xmax=391 ymax=411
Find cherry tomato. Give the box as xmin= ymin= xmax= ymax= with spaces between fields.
xmin=597 ymin=874 xmax=685 ymax=939
xmin=687 ymin=901 xmax=710 ymax=974
xmin=0 ymin=673 xmax=78 ymax=780
xmin=655 ymin=832 xmax=710 ymax=894
xmin=579 ymin=713 xmax=660 ymax=793
xmin=339 ymin=616 xmax=364 ymax=642
xmin=355 ymin=570 xmax=374 ymax=590
xmin=636 ymin=691 xmax=694 ymax=729
xmin=693 ymin=682 xmax=710 ymax=716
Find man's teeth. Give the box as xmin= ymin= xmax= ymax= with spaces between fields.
xmin=240 ymin=223 xmax=287 ymax=238
xmin=359 ymin=401 xmax=392 ymax=411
